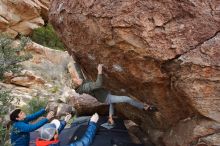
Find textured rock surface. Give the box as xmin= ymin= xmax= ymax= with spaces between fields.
xmin=70 ymin=92 xmax=108 ymax=116
xmin=49 ymin=0 xmax=220 ymax=145
xmin=0 ymin=0 xmax=50 ymax=37
xmin=1 ymin=42 xmax=74 ymax=112
xmin=163 ymin=117 xmax=220 ymax=146
xmin=170 ymin=34 xmax=220 ymax=122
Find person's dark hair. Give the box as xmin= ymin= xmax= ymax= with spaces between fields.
xmin=10 ymin=109 xmax=21 ymax=121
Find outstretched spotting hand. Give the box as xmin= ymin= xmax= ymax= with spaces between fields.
xmin=46 ymin=111 xmax=54 ymax=120
xmin=64 ymin=113 xmax=72 ymax=122
xmin=90 ymin=113 xmax=99 ymax=123
xmin=97 ymin=64 xmax=103 ymax=74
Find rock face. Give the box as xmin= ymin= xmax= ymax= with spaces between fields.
xmin=49 ymin=0 xmax=220 ymax=145
xmin=163 ymin=118 xmax=220 ymax=146
xmin=0 ymin=0 xmax=50 ymax=37
xmin=1 ymin=41 xmax=75 ymax=105
xmin=1 ymin=42 xmax=108 ymax=126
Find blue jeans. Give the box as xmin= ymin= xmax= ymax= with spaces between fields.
xmin=106 ymin=94 xmax=144 ymax=116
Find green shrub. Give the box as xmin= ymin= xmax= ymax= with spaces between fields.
xmin=31 ymin=24 xmax=65 ymax=50
xmin=0 ymin=124 xmax=9 ymax=146
xmin=0 ymin=91 xmax=13 ymax=146
xmin=0 ymin=91 xmax=13 ymax=116
xmin=49 ymin=85 xmax=59 ymax=93
xmin=21 ymin=96 xmax=48 ymax=115
xmin=0 ymin=36 xmax=31 ymax=80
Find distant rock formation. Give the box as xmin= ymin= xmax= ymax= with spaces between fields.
xmin=0 ymin=0 xmax=50 ymax=37
xmin=49 ymin=0 xmax=220 ymax=145
xmin=1 ymin=42 xmax=107 ymax=126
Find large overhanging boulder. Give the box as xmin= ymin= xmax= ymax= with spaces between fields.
xmin=49 ymin=0 xmax=220 ymax=145
xmin=0 ymin=0 xmax=50 ymax=37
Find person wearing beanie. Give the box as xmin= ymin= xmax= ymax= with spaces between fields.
xmin=36 ymin=113 xmax=99 ymax=146
xmin=10 ymin=108 xmax=54 ymax=146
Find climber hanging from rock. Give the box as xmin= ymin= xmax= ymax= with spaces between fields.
xmin=70 ymin=61 xmax=158 ymax=125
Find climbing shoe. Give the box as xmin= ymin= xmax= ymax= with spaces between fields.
xmin=147 ymin=105 xmax=158 ymax=112
xmin=144 ymin=103 xmax=158 ymax=112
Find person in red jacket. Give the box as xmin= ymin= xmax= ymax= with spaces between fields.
xmin=36 ymin=113 xmax=99 ymax=146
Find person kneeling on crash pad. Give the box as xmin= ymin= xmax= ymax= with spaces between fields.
xmin=36 ymin=113 xmax=99 ymax=146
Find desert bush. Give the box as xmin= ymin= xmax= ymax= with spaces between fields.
xmin=31 ymin=24 xmax=65 ymax=50
xmin=0 ymin=36 xmax=31 ymax=80
xmin=0 ymin=91 xmax=13 ymax=146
